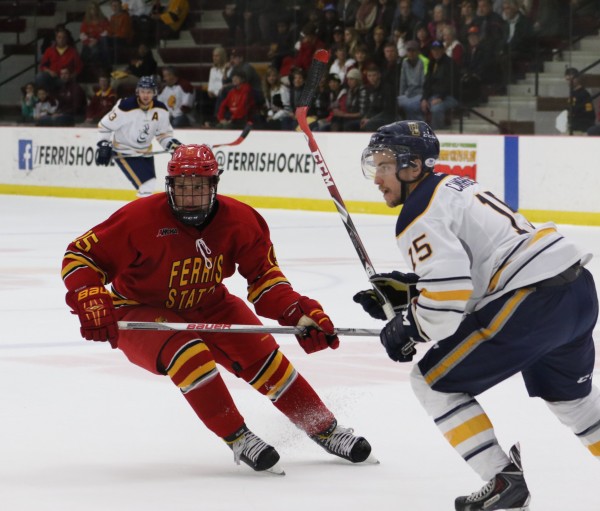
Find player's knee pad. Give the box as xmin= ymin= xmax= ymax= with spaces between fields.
xmin=164 ymin=339 xmax=218 ymax=394
xmin=239 ymin=349 xmax=297 ymax=402
xmin=546 ymin=385 xmax=600 ymax=457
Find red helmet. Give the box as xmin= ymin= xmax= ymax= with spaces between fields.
xmin=167 ymin=144 xmax=220 ymax=177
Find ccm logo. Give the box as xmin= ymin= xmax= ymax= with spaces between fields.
xmin=577 ymin=374 xmax=593 ymax=384
xmin=186 ymin=324 xmax=231 ymax=330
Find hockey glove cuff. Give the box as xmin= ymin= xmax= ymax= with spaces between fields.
xmin=380 ymin=303 xmax=425 ymax=363
xmin=279 ymin=296 xmax=340 ymax=354
xmin=353 ymin=271 xmax=419 ymax=320
xmin=66 ymin=286 xmax=119 ymax=348
xmin=95 ymin=140 xmax=112 ymax=166
xmin=166 ymin=138 xmax=182 ymax=152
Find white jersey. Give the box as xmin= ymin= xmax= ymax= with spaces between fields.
xmin=397 ymin=173 xmax=591 ymax=342
xmin=157 ymin=80 xmax=195 ymax=119
xmin=98 ymin=96 xmax=176 ymax=157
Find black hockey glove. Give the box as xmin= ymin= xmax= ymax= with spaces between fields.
xmin=166 ymin=138 xmax=182 ymax=152
xmin=95 ymin=140 xmax=112 ymax=166
xmin=353 ymin=271 xmax=419 ymax=320
xmin=380 ymin=305 xmax=425 ymax=363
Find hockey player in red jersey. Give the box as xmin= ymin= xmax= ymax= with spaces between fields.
xmin=62 ymin=144 xmax=374 ymax=474
xmin=355 ymin=121 xmax=600 ymax=510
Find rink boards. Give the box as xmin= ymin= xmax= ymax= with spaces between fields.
xmin=0 ymin=127 xmax=598 ymax=225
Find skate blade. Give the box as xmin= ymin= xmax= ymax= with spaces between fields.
xmin=360 ymin=453 xmax=380 ymax=465
xmin=264 ymin=462 xmax=286 ymax=476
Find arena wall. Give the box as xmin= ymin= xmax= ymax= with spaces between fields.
xmin=0 ymin=127 xmax=598 ymax=225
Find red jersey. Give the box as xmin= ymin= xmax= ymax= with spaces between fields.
xmin=61 ymin=194 xmax=301 ymax=321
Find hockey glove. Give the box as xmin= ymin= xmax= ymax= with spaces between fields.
xmin=380 ymin=305 xmax=424 ymax=363
xmin=66 ymin=286 xmax=119 ymax=348
xmin=279 ymin=296 xmax=340 ymax=354
xmin=95 ymin=140 xmax=113 ymax=166
xmin=166 ymin=138 xmax=182 ymax=152
xmin=353 ymin=271 xmax=419 ymax=320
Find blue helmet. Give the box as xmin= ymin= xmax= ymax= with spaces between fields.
xmin=136 ymin=75 xmax=158 ymax=95
xmin=361 ymin=120 xmax=440 ymax=179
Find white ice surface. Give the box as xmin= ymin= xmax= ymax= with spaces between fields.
xmin=1 ymin=195 xmax=599 ymax=511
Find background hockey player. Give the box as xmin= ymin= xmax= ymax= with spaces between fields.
xmin=95 ymin=75 xmax=181 ymax=197
xmin=62 ymin=144 xmax=374 ymax=474
xmin=354 ymin=120 xmax=600 ymax=510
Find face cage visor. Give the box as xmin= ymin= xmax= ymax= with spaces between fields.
xmin=166 ymin=175 xmax=219 ymax=226
xmin=360 ymin=145 xmax=413 ymax=180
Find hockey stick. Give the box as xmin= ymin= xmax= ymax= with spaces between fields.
xmin=118 ymin=321 xmax=379 ymax=336
xmin=213 ymin=122 xmax=253 ymax=148
xmin=295 ymin=49 xmax=396 ymax=321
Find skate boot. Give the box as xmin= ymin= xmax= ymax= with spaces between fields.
xmin=224 ymin=424 xmax=284 ymax=475
xmin=455 ymin=443 xmax=531 ymax=511
xmin=310 ymin=419 xmax=376 ymax=463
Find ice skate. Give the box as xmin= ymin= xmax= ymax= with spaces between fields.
xmin=455 ymin=443 xmax=530 ymax=511
xmin=310 ymin=419 xmax=378 ymax=464
xmin=225 ymin=425 xmax=285 ymax=475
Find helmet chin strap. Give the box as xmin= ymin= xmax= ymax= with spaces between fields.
xmin=396 ymin=157 xmax=428 ymax=204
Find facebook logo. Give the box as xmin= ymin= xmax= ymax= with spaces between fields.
xmin=18 ymin=140 xmax=33 ymax=170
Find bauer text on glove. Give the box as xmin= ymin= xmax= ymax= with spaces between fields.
xmin=278 ymin=296 xmax=340 ymax=354
xmin=66 ymin=285 xmax=119 ymax=348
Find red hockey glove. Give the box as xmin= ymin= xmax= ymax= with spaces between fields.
xmin=279 ymin=296 xmax=340 ymax=354
xmin=66 ymin=286 xmax=119 ymax=348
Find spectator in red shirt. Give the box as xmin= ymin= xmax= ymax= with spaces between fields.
xmin=216 ymin=69 xmax=255 ymax=129
xmin=80 ymin=1 xmax=111 ymax=75
xmin=85 ymin=74 xmax=118 ymax=124
xmin=292 ymin=23 xmax=326 ymax=72
xmin=36 ymin=28 xmax=83 ymax=93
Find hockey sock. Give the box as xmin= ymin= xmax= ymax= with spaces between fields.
xmin=546 ymin=385 xmax=600 ymax=460
xmin=410 ymin=365 xmax=510 ymax=480
xmin=160 ymin=338 xmax=244 ymax=438
xmin=238 ymin=349 xmax=335 ymax=435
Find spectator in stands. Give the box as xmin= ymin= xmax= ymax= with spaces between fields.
xmin=222 ymin=1 xmax=244 ymax=45
xmin=565 ymin=67 xmax=596 ymax=133
xmin=107 ymin=0 xmax=133 ymax=66
xmin=85 ymin=74 xmax=118 ymax=124
xmin=360 ymin=63 xmax=396 ymax=130
xmin=428 ymin=3 xmax=452 ymax=41
xmin=268 ymin=17 xmax=296 ymax=73
xmin=224 ymin=47 xmax=262 ymax=94
xmin=288 ymin=67 xmax=308 ymax=114
xmin=457 ymin=0 xmax=478 ymax=44
xmin=374 ymin=0 xmax=395 ymax=35
xmin=366 ymin=24 xmax=388 ymax=67
xmin=355 ymin=0 xmax=378 ymax=37
xmin=315 ymin=73 xmax=345 ymax=131
xmin=40 ymin=23 xmax=75 ymax=56
xmin=110 ymin=42 xmax=158 ymax=96
xmin=241 ymin=0 xmax=280 ymax=46
xmin=475 ymin=0 xmax=505 ymax=54
xmin=460 ymin=24 xmax=496 ymax=104
xmin=415 ymin=22 xmax=433 ymax=57
xmin=202 ymin=46 xmax=230 ymax=124
xmin=330 ymin=67 xmax=364 ymax=131
xmin=311 ymin=74 xmax=334 ymax=131
xmin=20 ymin=82 xmax=38 ymax=123
xmin=33 ymin=88 xmax=58 ymax=124
xmin=151 ymin=0 xmax=190 ymax=43
xmin=293 ymin=23 xmax=326 ymax=72
xmin=397 ymin=40 xmax=427 ymax=120
xmin=421 ymin=39 xmax=459 ymax=129
xmin=36 ymin=28 xmax=83 ymax=93
xmin=329 ymin=44 xmax=357 ymax=84
xmin=442 ymin=24 xmax=464 ymax=66
xmin=381 ymin=41 xmax=402 ymax=108
xmin=321 ymin=4 xmax=341 ymax=45
xmin=337 ymin=0 xmax=360 ymax=28
xmin=124 ymin=0 xmax=154 ymax=46
xmin=158 ymin=66 xmax=196 ymax=127
xmin=80 ymin=1 xmax=111 ymax=76
xmin=38 ymin=67 xmax=87 ymax=126
xmin=216 ymin=69 xmax=255 ymax=129
xmin=353 ymin=44 xmax=374 ymax=84
xmin=260 ymin=65 xmax=294 ymax=130
xmin=500 ymin=0 xmax=534 ymax=81
xmin=344 ymin=26 xmax=361 ymax=57
xmin=526 ymin=0 xmax=565 ymax=57
xmin=331 ymin=24 xmax=345 ymax=48
xmin=391 ymin=0 xmax=419 ymax=44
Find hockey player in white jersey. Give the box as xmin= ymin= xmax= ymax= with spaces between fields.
xmin=95 ymin=76 xmax=181 ymax=197
xmin=354 ymin=120 xmax=600 ymax=510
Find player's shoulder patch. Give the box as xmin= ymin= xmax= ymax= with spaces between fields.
xmin=118 ymin=96 xmax=139 ymax=112
xmin=396 ymin=172 xmax=448 ymax=235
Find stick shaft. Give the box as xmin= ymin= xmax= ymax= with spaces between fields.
xmin=118 ymin=321 xmax=379 ymax=336
xmin=295 ymin=50 xmax=395 ymax=321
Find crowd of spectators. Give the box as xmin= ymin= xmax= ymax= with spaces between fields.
xmin=17 ymin=0 xmax=600 ymax=133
